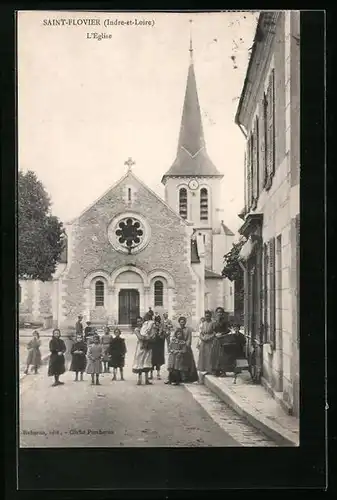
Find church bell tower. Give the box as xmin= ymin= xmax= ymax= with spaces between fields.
xmin=161 ymin=32 xmax=224 ymax=267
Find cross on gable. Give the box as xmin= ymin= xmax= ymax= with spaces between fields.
xmin=124 ymin=157 xmax=135 ymax=171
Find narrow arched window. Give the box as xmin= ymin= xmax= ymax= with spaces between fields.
xmin=128 ymin=188 xmax=131 ymax=201
xmin=154 ymin=280 xmax=164 ymax=307
xmin=95 ymin=280 xmax=104 ymax=307
xmin=18 ymin=284 xmax=22 ymax=304
xmin=179 ymin=188 xmax=188 ymax=219
xmin=200 ymin=188 xmax=208 ymax=220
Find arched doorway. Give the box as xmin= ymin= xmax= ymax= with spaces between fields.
xmin=118 ymin=289 xmax=140 ymax=326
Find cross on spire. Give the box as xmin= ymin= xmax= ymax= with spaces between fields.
xmin=124 ymin=157 xmax=135 ymax=171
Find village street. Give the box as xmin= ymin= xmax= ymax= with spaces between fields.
xmin=19 ymin=332 xmax=276 ymax=448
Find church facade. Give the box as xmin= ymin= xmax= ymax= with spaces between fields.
xmin=19 ymin=44 xmax=234 ymax=330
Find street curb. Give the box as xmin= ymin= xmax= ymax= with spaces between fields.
xmin=19 ymin=353 xmax=50 ymax=382
xmin=202 ymin=374 xmax=299 ymax=447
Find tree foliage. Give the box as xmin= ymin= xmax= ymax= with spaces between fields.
xmin=222 ymin=239 xmax=246 ymax=282
xmin=18 ymin=170 xmax=64 ymax=281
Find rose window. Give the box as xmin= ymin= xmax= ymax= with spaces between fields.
xmin=108 ymin=213 xmax=150 ymax=255
xmin=115 ymin=218 xmax=144 ymax=253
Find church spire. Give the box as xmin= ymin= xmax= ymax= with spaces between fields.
xmin=161 ymin=27 xmax=223 ymax=184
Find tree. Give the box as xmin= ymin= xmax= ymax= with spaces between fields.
xmin=18 ymin=170 xmax=64 ymax=281
xmin=222 ymin=239 xmax=246 ymax=323
xmin=222 ymin=238 xmax=246 ymax=282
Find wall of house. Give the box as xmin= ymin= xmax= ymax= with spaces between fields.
xmin=242 ymin=11 xmax=300 ymax=416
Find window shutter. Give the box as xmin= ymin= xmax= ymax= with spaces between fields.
xmin=266 ymin=69 xmax=275 ymax=185
xmin=263 ymin=92 xmax=268 ymax=188
xmin=263 ymin=243 xmax=269 ymax=343
xmin=246 ymin=139 xmax=252 ymax=210
xmin=252 ymin=118 xmax=259 ymax=204
xmin=259 ymin=99 xmax=266 ymax=193
xmin=269 ymin=237 xmax=276 ymax=348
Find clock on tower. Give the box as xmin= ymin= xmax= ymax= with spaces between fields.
xmin=188 ymin=179 xmax=199 ymax=190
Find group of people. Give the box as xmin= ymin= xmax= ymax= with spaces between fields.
xmin=23 ymin=306 xmax=246 ymax=388
xmin=197 ymin=307 xmax=246 ymax=377
xmin=132 ymin=310 xmax=198 ymax=386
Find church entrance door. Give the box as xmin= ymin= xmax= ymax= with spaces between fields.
xmin=118 ymin=289 xmax=140 ymax=326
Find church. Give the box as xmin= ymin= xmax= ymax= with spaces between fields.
xmin=19 ymin=42 xmax=235 ymax=330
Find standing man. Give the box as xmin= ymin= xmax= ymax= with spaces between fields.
xmin=147 ymin=307 xmax=154 ymax=320
xmin=75 ymin=315 xmax=83 ymax=336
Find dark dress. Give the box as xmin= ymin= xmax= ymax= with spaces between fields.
xmin=70 ymin=340 xmax=87 ymax=372
xmin=48 ymin=337 xmax=66 ymax=376
xmin=180 ymin=326 xmax=198 ymax=383
xmin=109 ymin=337 xmax=127 ymax=368
xmin=211 ymin=320 xmax=230 ymax=373
xmin=151 ymin=325 xmax=165 ymax=370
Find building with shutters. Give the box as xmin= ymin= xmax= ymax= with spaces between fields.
xmin=19 ymin=39 xmax=235 ymax=331
xmin=235 ymin=11 xmax=300 ymax=417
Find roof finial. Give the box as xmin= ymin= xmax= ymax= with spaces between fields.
xmin=189 ymin=19 xmax=193 ymax=61
xmin=124 ymin=157 xmax=135 ymax=172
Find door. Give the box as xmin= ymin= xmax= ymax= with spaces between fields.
xmin=118 ymin=289 xmax=140 ymax=325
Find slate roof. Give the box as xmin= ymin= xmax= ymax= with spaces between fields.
xmin=212 ymin=220 xmax=235 ymax=236
xmin=162 ymin=56 xmax=223 ymax=183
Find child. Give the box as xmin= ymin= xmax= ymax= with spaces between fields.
xmin=48 ymin=329 xmax=66 ymax=386
xmin=24 ymin=330 xmax=41 ymax=375
xmin=70 ymin=333 xmax=87 ymax=381
xmin=166 ymin=328 xmax=187 ymax=385
xmin=109 ymin=328 xmax=127 ymax=381
xmin=101 ymin=326 xmax=113 ymax=373
xmin=149 ymin=318 xmax=165 ymax=380
xmin=86 ymin=334 xmax=103 ymax=385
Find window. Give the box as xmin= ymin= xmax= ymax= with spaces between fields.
xmin=276 ymin=235 xmax=282 ymax=340
xmin=203 ymin=234 xmax=206 ymax=244
xmin=95 ymin=280 xmax=104 ymax=307
xmin=246 ymin=118 xmax=260 ymax=212
xmin=200 ymin=188 xmax=208 ymax=220
xmin=264 ymin=69 xmax=275 ymax=190
xmin=263 ymin=243 xmax=269 ymax=342
xmin=18 ymin=284 xmax=21 ymax=304
xmin=252 ymin=117 xmax=259 ymax=204
xmin=179 ymin=188 xmax=188 ymax=219
xmin=128 ymin=188 xmax=131 ymax=201
xmin=154 ymin=280 xmax=163 ymax=307
xmin=246 ymin=136 xmax=253 ymax=210
xmin=269 ymin=237 xmax=276 ymax=348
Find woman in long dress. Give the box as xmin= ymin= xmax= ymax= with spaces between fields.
xmin=166 ymin=327 xmax=187 ymax=385
xmin=48 ymin=329 xmax=66 ymax=386
xmin=132 ymin=314 xmax=156 ymax=385
xmin=197 ymin=310 xmax=215 ymax=374
xmin=24 ymin=330 xmax=42 ymax=375
xmin=174 ymin=316 xmax=198 ymax=383
xmin=86 ymin=334 xmax=103 ymax=385
xmin=150 ymin=318 xmax=165 ymax=380
xmin=211 ymin=307 xmax=230 ymax=376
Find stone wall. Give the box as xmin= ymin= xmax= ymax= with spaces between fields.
xmin=59 ymin=173 xmax=197 ymax=328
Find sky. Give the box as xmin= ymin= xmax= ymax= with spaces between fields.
xmin=18 ymin=10 xmax=259 ymax=234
